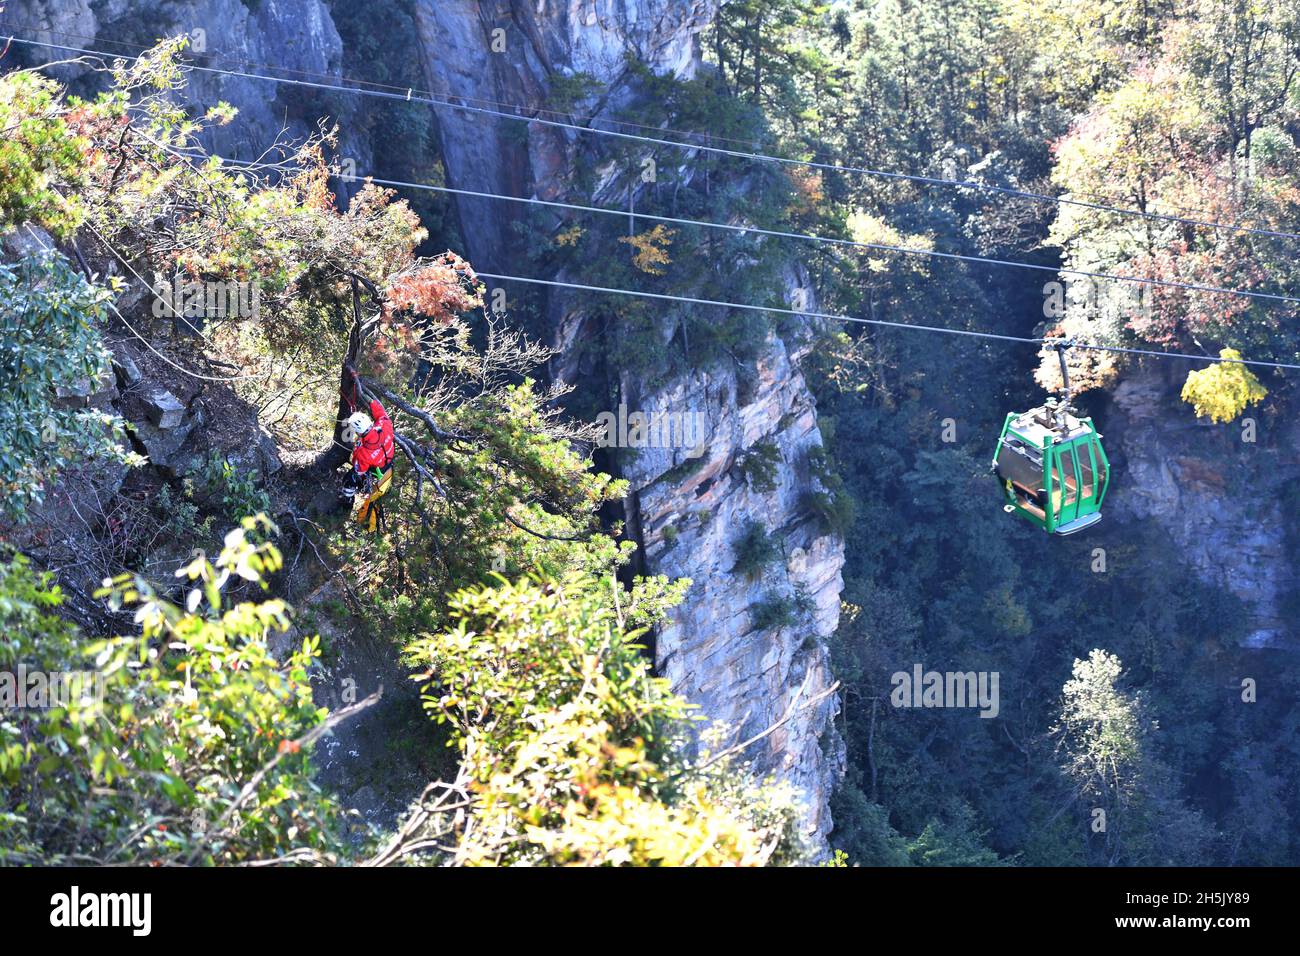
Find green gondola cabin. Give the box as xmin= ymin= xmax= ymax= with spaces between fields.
xmin=992 ymin=398 xmax=1109 ymax=535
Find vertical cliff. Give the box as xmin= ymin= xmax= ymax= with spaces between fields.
xmin=408 ymin=0 xmax=846 ymax=847
xmin=6 ymin=0 xmax=346 ymax=156
xmin=1107 ymin=366 xmax=1300 ymax=648
xmin=4 ymin=0 xmax=848 ymax=849
xmin=617 ymin=262 xmax=846 ymax=843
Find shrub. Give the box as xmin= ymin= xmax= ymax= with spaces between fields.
xmin=1180 ymin=349 xmax=1267 ymax=423
xmin=402 ymin=574 xmax=807 ymax=865
xmin=200 ymin=452 xmax=273 ymax=523
xmin=732 ymin=519 xmax=781 ymax=580
xmin=751 ymin=592 xmax=797 ymax=631
xmin=0 ymin=253 xmax=141 ymax=521
xmin=0 ymin=519 xmax=348 ymax=865
xmin=739 ymin=439 xmax=782 ymax=492
xmin=803 ymin=488 xmax=857 ymax=536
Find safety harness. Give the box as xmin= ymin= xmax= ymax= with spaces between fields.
xmin=345 ymin=372 xmax=397 ymax=532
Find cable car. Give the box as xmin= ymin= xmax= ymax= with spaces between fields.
xmin=992 ymin=341 xmax=1110 ymax=535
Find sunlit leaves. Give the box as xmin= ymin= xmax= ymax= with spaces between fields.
xmin=0 ymin=526 xmax=344 ymax=865
xmin=404 ymin=573 xmax=805 ymax=865
xmin=1180 ymin=349 xmax=1268 ymax=422
xmin=618 ymin=224 xmax=677 ymax=276
xmin=0 ymin=71 xmax=87 ymax=237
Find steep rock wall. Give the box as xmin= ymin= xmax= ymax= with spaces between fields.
xmin=617 ymin=262 xmax=846 ymax=842
xmin=4 ymin=0 xmax=848 ymax=849
xmin=409 ymin=0 xmax=715 ymax=266
xmin=5 ymin=0 xmax=347 ymax=159
xmin=1107 ymin=365 xmax=1300 ymax=648
xmin=409 ymin=1 xmax=845 ymax=847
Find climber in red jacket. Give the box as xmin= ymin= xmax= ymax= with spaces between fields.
xmin=341 ymin=380 xmax=396 ymax=532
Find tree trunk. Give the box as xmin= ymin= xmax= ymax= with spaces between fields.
xmin=316 ymin=277 xmax=366 ymax=471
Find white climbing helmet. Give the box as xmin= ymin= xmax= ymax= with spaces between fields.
xmin=341 ymin=411 xmax=373 ymax=445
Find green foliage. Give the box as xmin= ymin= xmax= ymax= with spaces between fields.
xmin=752 ymin=586 xmax=814 ymax=632
xmin=739 ymin=438 xmax=782 ymax=492
xmin=802 ymin=488 xmax=856 ymax=536
xmin=200 ymin=452 xmax=273 ymax=522
xmin=828 ymin=789 xmax=911 ymax=866
xmin=155 ymin=482 xmax=214 ymax=540
xmin=0 ymin=253 xmax=140 ymax=521
xmin=802 ymin=444 xmax=856 ymax=534
xmin=0 ymin=71 xmax=87 ymax=236
xmin=404 ymin=573 xmax=807 ymax=865
xmin=731 ymin=519 xmax=781 ymax=580
xmin=547 ymin=71 xmax=604 ymax=110
xmin=1052 ymin=649 xmax=1217 ymax=865
xmin=0 ymin=521 xmax=349 ymax=865
xmin=907 ymin=802 xmax=1008 ymax=866
xmin=751 ymin=592 xmax=797 ymax=631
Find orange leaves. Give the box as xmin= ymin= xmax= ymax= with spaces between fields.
xmin=383 ymin=252 xmax=483 ymax=324
xmin=289 ymin=143 xmax=337 ymax=212
xmin=787 ymin=167 xmax=825 ymax=219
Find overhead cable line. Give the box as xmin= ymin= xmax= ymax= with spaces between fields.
xmin=472 ymin=271 xmax=1300 ymax=372
xmin=0 ymin=24 xmax=1261 ymax=231
xmin=0 ymin=20 xmax=778 ymax=153
xmin=281 ymin=166 xmax=1300 ymax=308
xmin=8 ymin=33 xmax=1300 ymax=246
xmin=13 ymin=40 xmax=1300 ymax=372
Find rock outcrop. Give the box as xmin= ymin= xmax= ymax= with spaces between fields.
xmin=409 ymin=1 xmax=846 ymax=848
xmin=6 ymin=0 xmax=345 ymax=158
xmin=1107 ymin=365 xmax=1300 ymax=648
xmin=5 ymin=0 xmax=848 ymax=850
xmin=410 ymin=0 xmax=719 ymax=267
xmin=619 ymin=262 xmax=845 ymax=844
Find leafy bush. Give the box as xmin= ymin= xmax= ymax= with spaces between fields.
xmin=0 ymin=519 xmax=348 ymax=865
xmin=739 ymin=439 xmax=783 ymax=492
xmin=731 ymin=519 xmax=781 ymax=580
xmin=403 ymin=573 xmax=807 ymax=865
xmin=802 ymin=488 xmax=857 ymax=536
xmin=1180 ymin=349 xmax=1268 ymax=423
xmin=0 ymin=253 xmax=140 ymax=521
xmin=200 ymin=453 xmax=273 ymax=523
xmin=0 ymin=71 xmax=87 ymax=236
xmin=751 ymin=592 xmax=797 ymax=631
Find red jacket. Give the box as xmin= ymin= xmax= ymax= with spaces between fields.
xmin=352 ymin=399 xmax=395 ymax=475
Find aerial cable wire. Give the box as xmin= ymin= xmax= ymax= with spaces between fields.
xmin=7 ymin=33 xmax=1300 ymax=245
xmin=472 ymin=272 xmax=1300 ymax=371
xmin=0 ymin=20 xmax=779 ymax=153
xmin=11 ymin=39 xmax=1300 ymax=372
xmin=281 ymin=166 xmax=1300 ymax=309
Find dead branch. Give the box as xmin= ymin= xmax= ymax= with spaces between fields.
xmin=683 ymin=673 xmax=841 ymax=777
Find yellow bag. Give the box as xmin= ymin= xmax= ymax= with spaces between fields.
xmin=354 ymin=467 xmax=393 ymax=532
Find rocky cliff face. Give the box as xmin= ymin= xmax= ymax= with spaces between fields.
xmin=1107 ymin=365 xmax=1300 ymax=648
xmin=409 ymin=0 xmax=846 ymax=848
xmin=6 ymin=0 xmax=348 ymax=159
xmin=409 ymin=0 xmax=717 ymax=266
xmin=617 ymin=262 xmax=846 ymax=844
xmin=5 ymin=0 xmax=848 ymax=850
